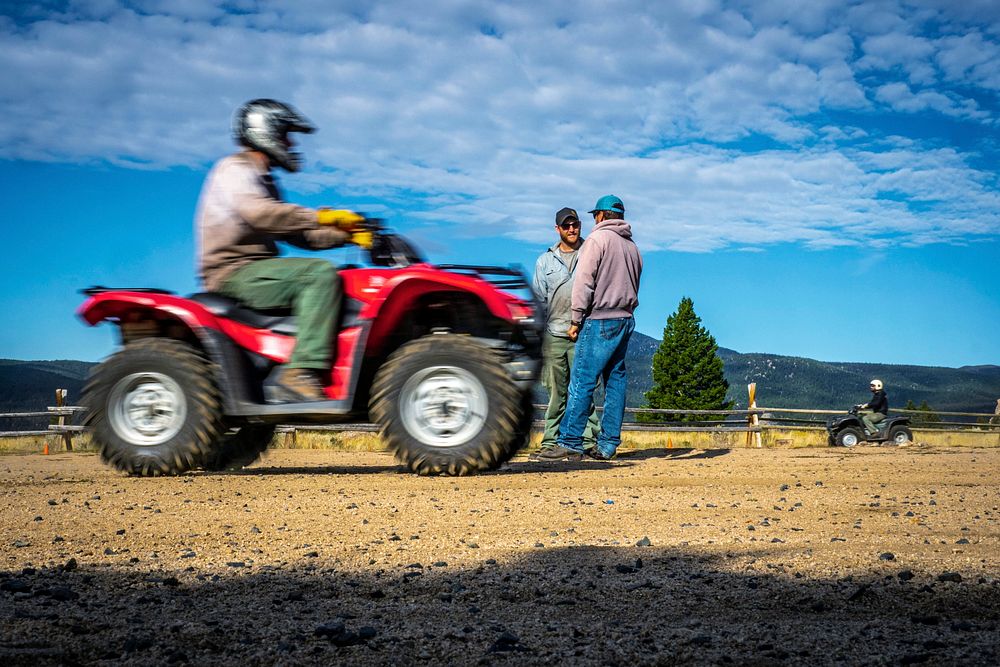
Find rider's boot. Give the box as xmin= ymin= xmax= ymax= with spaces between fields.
xmin=266 ymin=367 xmax=327 ymax=403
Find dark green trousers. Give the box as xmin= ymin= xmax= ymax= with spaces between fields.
xmin=542 ymin=332 xmax=600 ymax=449
xmin=219 ymin=258 xmax=341 ymax=370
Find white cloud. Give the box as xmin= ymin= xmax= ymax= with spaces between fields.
xmin=0 ymin=0 xmax=998 ymax=251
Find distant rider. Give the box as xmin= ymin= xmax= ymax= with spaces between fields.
xmin=856 ymin=379 xmax=888 ymax=435
xmin=194 ymin=99 xmax=371 ymax=402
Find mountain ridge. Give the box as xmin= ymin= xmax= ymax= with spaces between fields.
xmin=3 ymin=338 xmax=998 ymax=428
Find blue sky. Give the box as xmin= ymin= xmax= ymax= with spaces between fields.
xmin=1 ymin=0 xmax=999 ymax=368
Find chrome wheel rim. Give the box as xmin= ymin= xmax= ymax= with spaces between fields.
xmin=841 ymin=432 xmax=859 ymax=447
xmin=108 ymin=372 xmax=187 ymax=446
xmin=399 ymin=366 xmax=487 ymax=447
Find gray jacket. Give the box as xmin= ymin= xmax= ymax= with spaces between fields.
xmin=571 ymin=219 xmax=642 ymax=322
xmin=532 ymin=242 xmax=582 ymax=338
xmin=194 ymin=151 xmax=347 ymax=291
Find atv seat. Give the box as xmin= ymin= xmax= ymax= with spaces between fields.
xmin=189 ymin=293 xmax=297 ymax=336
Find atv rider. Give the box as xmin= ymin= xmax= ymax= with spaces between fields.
xmin=194 ymin=99 xmax=371 ymax=402
xmin=856 ymin=379 xmax=889 ymax=436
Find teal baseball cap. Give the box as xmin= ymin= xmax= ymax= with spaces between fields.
xmin=588 ymin=194 xmax=625 ymax=214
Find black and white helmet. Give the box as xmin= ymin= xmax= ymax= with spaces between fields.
xmin=233 ymin=99 xmax=315 ymax=172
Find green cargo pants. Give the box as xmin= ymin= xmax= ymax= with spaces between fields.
xmin=541 ymin=332 xmax=600 ymax=449
xmin=859 ymin=410 xmax=886 ymax=435
xmin=218 ymin=258 xmax=341 ymax=370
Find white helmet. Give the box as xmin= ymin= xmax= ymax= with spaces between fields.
xmin=870 ymin=379 xmax=883 ymax=391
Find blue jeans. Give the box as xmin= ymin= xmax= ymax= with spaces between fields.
xmin=557 ymin=317 xmax=635 ymax=456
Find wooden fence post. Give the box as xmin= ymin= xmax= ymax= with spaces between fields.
xmin=55 ymin=389 xmax=72 ymax=452
xmin=747 ymin=383 xmax=762 ymax=448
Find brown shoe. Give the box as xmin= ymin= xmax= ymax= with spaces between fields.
xmin=268 ymin=367 xmax=326 ymax=403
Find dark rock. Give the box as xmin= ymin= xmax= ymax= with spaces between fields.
xmin=615 ymin=564 xmax=637 ymax=574
xmin=166 ymin=649 xmax=188 ymax=663
xmin=162 ymin=577 xmax=180 ymax=587
xmin=314 ymin=620 xmax=368 ymax=646
xmin=847 ymin=584 xmax=870 ymax=602
xmin=898 ymin=570 xmax=915 ymax=582
xmin=487 ymin=631 xmax=520 ymax=653
xmin=900 ymin=653 xmax=931 ymax=665
xmin=950 ymin=620 xmax=974 ymax=632
xmin=911 ymin=615 xmax=940 ymax=625
xmin=937 ymin=572 xmax=962 ymax=583
xmin=879 ymin=552 xmax=895 ymax=561
xmin=63 ymin=558 xmax=78 ymax=572
xmin=955 ymin=538 xmax=970 ymax=545
xmin=1 ymin=579 xmax=30 ymax=593
xmin=47 ymin=586 xmax=79 ymax=601
xmin=226 ymin=562 xmax=245 ymax=568
xmin=123 ymin=636 xmax=154 ymax=652
xmin=780 ymin=484 xmax=790 ymax=491
xmin=304 ymin=551 xmax=319 ymax=558
xmin=116 ymin=529 xmax=126 ymax=535
xmin=47 ymin=499 xmax=58 ymax=506
xmin=358 ymin=626 xmax=377 ymax=640
xmin=314 ymin=620 xmax=346 ymax=638
xmin=433 ymin=561 xmax=448 ymax=567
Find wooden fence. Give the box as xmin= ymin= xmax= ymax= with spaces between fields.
xmin=2 ymin=387 xmax=998 ymax=453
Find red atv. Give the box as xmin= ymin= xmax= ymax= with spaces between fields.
xmin=78 ymin=221 xmax=541 ymax=476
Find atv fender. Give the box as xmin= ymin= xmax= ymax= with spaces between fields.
xmin=78 ymin=292 xmax=284 ymax=413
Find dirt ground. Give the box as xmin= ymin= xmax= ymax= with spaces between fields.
xmin=1 ymin=445 xmax=998 ymax=666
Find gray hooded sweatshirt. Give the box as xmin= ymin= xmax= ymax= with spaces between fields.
xmin=571 ymin=219 xmax=642 ymax=323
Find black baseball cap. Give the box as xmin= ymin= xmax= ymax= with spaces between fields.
xmin=555 ymin=207 xmax=579 ymax=225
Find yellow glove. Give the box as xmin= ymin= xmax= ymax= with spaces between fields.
xmin=316 ymin=208 xmax=365 ymax=231
xmin=350 ymin=230 xmax=374 ymax=249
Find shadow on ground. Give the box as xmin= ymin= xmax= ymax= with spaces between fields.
xmin=2 ymin=545 xmax=997 ymax=665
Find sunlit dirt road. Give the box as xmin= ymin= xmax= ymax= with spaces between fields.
xmin=2 ymin=446 xmax=998 ymax=665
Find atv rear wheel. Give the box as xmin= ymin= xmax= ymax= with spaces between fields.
xmin=202 ymin=423 xmax=276 ymax=471
xmin=370 ymin=334 xmax=524 ymax=475
xmin=83 ymin=338 xmax=224 ymax=476
xmin=889 ymin=425 xmax=913 ymax=446
xmin=834 ymin=426 xmax=863 ymax=448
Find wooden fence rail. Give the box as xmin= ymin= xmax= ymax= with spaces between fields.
xmin=2 ymin=388 xmax=998 ymax=452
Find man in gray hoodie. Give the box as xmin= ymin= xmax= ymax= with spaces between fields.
xmin=540 ymin=195 xmax=643 ymax=461
xmin=531 ymin=207 xmax=600 ymax=458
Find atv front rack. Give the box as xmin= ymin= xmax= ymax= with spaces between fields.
xmin=435 ymin=265 xmax=531 ymax=291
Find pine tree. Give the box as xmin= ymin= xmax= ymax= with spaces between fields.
xmin=642 ymin=297 xmax=732 ymax=422
xmin=917 ymin=400 xmax=941 ymax=424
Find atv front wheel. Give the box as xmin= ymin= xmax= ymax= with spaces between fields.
xmin=83 ymin=338 xmax=224 ymax=476
xmin=834 ymin=426 xmax=863 ymax=448
xmin=370 ymin=334 xmax=525 ymax=475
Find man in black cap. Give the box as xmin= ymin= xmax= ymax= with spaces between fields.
xmin=531 ymin=207 xmax=600 ymax=458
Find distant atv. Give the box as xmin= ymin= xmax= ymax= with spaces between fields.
xmin=826 ymin=407 xmax=913 ymax=447
xmin=78 ymin=220 xmax=541 ymax=476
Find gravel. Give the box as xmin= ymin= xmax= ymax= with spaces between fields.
xmin=1 ymin=446 xmax=998 ymax=665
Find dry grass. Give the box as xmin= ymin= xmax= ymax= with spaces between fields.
xmin=271 ymin=429 xmax=386 ymax=452
xmin=0 ymin=433 xmax=95 ymax=455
